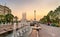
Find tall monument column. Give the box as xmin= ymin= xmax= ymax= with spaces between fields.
xmin=34 ymin=10 xmax=36 ymax=21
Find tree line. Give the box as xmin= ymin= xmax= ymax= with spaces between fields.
xmin=0 ymin=13 xmax=18 ymax=24
xmin=40 ymin=6 xmax=60 ymax=27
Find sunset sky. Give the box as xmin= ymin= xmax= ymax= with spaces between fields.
xmin=0 ymin=0 xmax=60 ymax=21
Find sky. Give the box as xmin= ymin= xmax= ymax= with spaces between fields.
xmin=0 ymin=0 xmax=60 ymax=21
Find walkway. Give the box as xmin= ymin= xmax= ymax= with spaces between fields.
xmin=0 ymin=25 xmax=13 ymax=34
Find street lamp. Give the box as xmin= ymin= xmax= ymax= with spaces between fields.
xmin=13 ymin=16 xmax=17 ymax=37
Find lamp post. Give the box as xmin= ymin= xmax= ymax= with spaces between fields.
xmin=13 ymin=16 xmax=17 ymax=37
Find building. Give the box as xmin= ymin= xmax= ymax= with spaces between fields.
xmin=0 ymin=5 xmax=11 ymax=15
xmin=21 ymin=12 xmax=26 ymax=22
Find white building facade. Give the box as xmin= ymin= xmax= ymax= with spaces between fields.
xmin=0 ymin=5 xmax=11 ymax=15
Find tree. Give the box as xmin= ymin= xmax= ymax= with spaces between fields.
xmin=39 ymin=6 xmax=60 ymax=27
xmin=5 ymin=14 xmax=14 ymax=23
xmin=0 ymin=15 xmax=5 ymax=24
xmin=14 ymin=16 xmax=18 ymax=23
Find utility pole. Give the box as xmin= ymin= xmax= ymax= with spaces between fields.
xmin=13 ymin=17 xmax=17 ymax=37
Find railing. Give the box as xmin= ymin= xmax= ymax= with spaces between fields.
xmin=13 ymin=22 xmax=32 ymax=37
xmin=0 ymin=22 xmax=32 ymax=37
xmin=0 ymin=24 xmax=13 ymax=34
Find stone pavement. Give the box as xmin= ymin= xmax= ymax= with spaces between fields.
xmin=29 ymin=30 xmax=37 ymax=37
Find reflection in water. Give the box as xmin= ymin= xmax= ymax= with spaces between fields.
xmin=0 ymin=32 xmax=13 ymax=37
xmin=6 ymin=33 xmax=13 ymax=37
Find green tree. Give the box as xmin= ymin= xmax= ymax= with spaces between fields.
xmin=14 ymin=16 xmax=18 ymax=25
xmin=39 ymin=6 xmax=60 ymax=27
xmin=0 ymin=15 xmax=5 ymax=24
xmin=5 ymin=14 xmax=14 ymax=23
